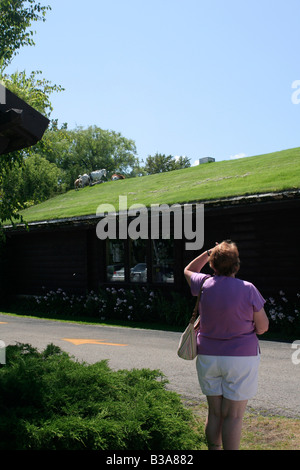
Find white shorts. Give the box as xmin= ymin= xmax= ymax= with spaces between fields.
xmin=196 ymin=353 xmax=260 ymax=401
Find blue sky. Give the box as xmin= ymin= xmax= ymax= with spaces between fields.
xmin=6 ymin=0 xmax=300 ymax=165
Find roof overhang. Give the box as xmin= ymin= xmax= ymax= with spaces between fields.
xmin=0 ymin=83 xmax=49 ymax=155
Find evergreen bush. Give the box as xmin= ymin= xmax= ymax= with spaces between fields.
xmin=0 ymin=343 xmax=205 ymax=450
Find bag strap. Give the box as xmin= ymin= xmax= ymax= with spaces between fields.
xmin=189 ymin=275 xmax=211 ymax=324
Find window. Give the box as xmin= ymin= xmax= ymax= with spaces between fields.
xmin=105 ymin=239 xmax=175 ymax=284
xmin=106 ymin=240 xmax=125 ymax=282
xmin=129 ymin=239 xmax=147 ymax=283
xmin=152 ymin=239 xmax=174 ymax=283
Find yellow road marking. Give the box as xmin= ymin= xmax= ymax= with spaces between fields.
xmin=62 ymin=338 xmax=128 ymax=347
xmin=0 ymin=322 xmax=8 ymax=324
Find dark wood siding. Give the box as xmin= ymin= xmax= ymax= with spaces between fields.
xmin=183 ymin=197 xmax=300 ymax=296
xmin=5 ymin=229 xmax=89 ymax=295
xmin=2 ymin=193 xmax=300 ymax=298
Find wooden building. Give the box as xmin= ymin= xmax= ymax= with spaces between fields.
xmin=1 ymin=189 xmax=300 ymax=300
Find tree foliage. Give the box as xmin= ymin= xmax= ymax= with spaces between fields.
xmin=144 ymin=153 xmax=191 ymax=175
xmin=1 ymin=69 xmax=64 ymax=117
xmin=2 ymin=155 xmax=63 ymax=208
xmin=0 ymin=0 xmax=56 ymax=234
xmin=32 ymin=124 xmax=140 ymax=189
xmin=0 ymin=0 xmax=51 ymax=68
xmin=0 ymin=70 xmax=64 ymax=233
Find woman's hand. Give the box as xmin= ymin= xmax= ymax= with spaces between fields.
xmin=184 ymin=250 xmax=211 ymax=286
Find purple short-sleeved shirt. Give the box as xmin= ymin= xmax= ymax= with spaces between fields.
xmin=190 ymin=273 xmax=265 ymax=356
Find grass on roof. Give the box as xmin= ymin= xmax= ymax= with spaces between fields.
xmin=18 ymin=147 xmax=300 ymax=222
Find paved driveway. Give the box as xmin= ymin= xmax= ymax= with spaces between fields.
xmin=0 ymin=314 xmax=299 ymax=418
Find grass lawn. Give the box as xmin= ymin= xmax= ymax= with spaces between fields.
xmin=187 ymin=400 xmax=300 ymax=450
xmin=17 ymin=147 xmax=300 ymax=223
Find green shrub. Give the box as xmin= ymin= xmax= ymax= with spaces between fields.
xmin=0 ymin=343 xmax=205 ymax=450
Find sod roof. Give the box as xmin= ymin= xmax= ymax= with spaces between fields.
xmin=16 ymin=147 xmax=300 ymax=224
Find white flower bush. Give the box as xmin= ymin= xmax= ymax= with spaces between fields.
xmin=265 ymin=290 xmax=300 ymax=336
xmin=25 ymin=287 xmax=300 ymax=336
xmin=29 ymin=285 xmax=158 ymax=323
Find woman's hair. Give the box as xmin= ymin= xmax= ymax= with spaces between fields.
xmin=209 ymin=240 xmax=240 ymax=276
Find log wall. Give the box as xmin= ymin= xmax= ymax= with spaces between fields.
xmin=2 ymin=192 xmax=300 ymax=299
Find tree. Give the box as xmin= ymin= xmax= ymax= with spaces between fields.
xmin=1 ymin=69 xmax=64 ymax=118
xmin=0 ymin=70 xmax=64 ymax=234
xmin=0 ymin=0 xmax=51 ymax=68
xmin=35 ymin=120 xmax=71 ymax=168
xmin=0 ymin=1 xmax=62 ymax=235
xmin=2 ymin=155 xmax=63 ymax=208
xmin=70 ymin=125 xmax=138 ymax=176
xmin=143 ymin=153 xmax=191 ymax=175
xmin=36 ymin=125 xmax=139 ymax=189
